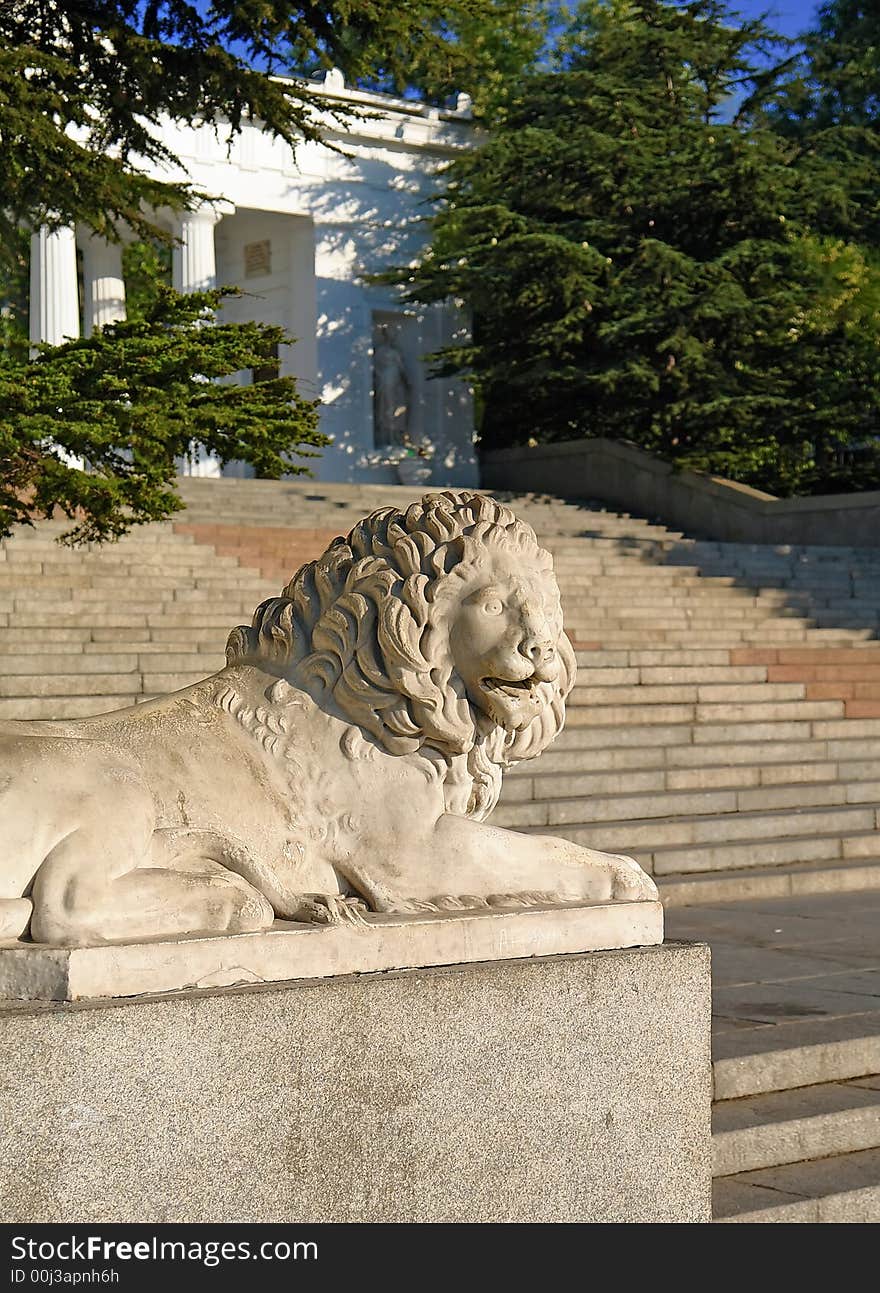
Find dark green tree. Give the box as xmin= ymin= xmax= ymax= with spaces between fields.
xmin=389 ymin=0 xmax=880 ymax=495
xmin=1 ymin=2 xmax=365 ymax=540
xmin=121 ymin=240 xmax=173 ymax=322
xmin=312 ymin=1 xmax=554 ymax=116
xmin=798 ymin=0 xmax=879 ymax=127
xmin=768 ymin=1 xmax=879 ymax=244
xmin=0 ymin=286 xmax=323 ymax=543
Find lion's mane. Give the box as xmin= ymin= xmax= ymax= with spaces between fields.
xmin=225 ymin=491 xmax=576 ymax=820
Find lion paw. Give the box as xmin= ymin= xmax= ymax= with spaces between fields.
xmin=609 ymin=855 xmax=659 ymax=902
xmin=296 ymin=894 xmax=371 ymax=926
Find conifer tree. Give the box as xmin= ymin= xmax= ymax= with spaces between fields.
xmin=800 ymin=0 xmax=879 ymax=128
xmin=0 ymin=287 xmax=323 ymax=543
xmin=391 ymin=0 xmax=880 ymax=495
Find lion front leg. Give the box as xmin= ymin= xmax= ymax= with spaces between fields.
xmin=370 ymin=814 xmax=657 ymax=910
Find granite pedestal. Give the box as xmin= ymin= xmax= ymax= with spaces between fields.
xmin=0 ymin=940 xmax=711 ymax=1223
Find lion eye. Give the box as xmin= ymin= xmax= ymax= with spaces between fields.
xmin=482 ymin=598 xmax=504 ymax=616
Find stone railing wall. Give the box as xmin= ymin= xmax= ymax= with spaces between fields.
xmin=481 ymin=438 xmax=880 ymax=547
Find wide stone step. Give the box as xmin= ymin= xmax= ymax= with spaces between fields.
xmin=503 ymin=759 xmax=880 ymax=802
xmin=564 ymin=700 xmax=845 ymax=727
xmin=574 ymin=664 xmax=768 ymax=683
xmin=561 ymin=591 xmax=808 ymax=607
xmin=0 ymin=649 xmax=225 ymax=673
xmin=492 ymin=780 xmax=878 ymax=830
xmin=3 ymin=531 xmax=202 ymax=547
xmin=0 ymin=573 xmax=247 ymax=594
xmin=713 ymin=1009 xmax=880 ymax=1103
xmin=576 ymin=646 xmax=864 ymax=667
xmin=0 ymin=627 xmax=228 ymax=650
xmin=713 ymin=1146 xmax=880 ymax=1222
xmin=0 ymin=548 xmax=240 ymax=567
xmin=565 ymin=594 xmax=880 ymax=613
xmin=539 ymin=735 xmax=880 ymax=773
xmin=660 ymin=857 xmax=880 ymax=906
xmin=0 ymin=653 xmax=144 ymax=675
xmin=632 ymin=807 xmax=878 ymax=869
xmin=577 ymin=630 xmax=876 ymax=646
xmin=566 ymin=607 xmax=798 ymax=623
xmin=5 ymin=587 xmax=261 ymax=616
xmin=553 ymin=719 xmax=814 ymax=749
xmin=713 ymin=1078 xmax=880 ymax=1178
xmin=551 ymin=803 xmax=878 ymax=857
xmin=568 ymin=682 xmax=807 ymax=705
xmin=0 ymin=672 xmax=147 ymax=698
xmin=80 ymin=640 xmax=207 ymax=655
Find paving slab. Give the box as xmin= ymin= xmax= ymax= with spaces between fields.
xmin=667 ymin=904 xmax=848 ymax=945
xmin=782 ymin=970 xmax=880 ymax=1000
xmin=707 ymin=946 xmax=871 ymax=989
xmin=712 ymin=982 xmax=880 ymax=1026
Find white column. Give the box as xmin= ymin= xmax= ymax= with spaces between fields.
xmin=172 ymin=207 xmax=222 ymax=292
xmin=29 ymin=225 xmax=80 ymax=348
xmin=81 ymin=236 xmax=126 ymax=336
xmin=173 ymin=205 xmax=225 ymax=477
xmin=281 ymin=217 xmax=319 ymax=393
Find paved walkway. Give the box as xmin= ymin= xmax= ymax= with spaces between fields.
xmin=666 ymin=890 xmax=880 ymax=1047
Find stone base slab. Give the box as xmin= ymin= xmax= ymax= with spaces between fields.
xmin=0 ymin=899 xmax=663 ymax=1001
xmin=0 ymin=941 xmax=710 ymax=1222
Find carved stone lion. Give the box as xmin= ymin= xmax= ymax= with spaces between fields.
xmin=0 ymin=491 xmax=656 ymax=945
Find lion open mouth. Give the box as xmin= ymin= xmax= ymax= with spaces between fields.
xmin=481 ymin=676 xmax=539 ymax=700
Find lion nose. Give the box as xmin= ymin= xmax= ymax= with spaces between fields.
xmin=520 ymin=636 xmax=556 ymax=667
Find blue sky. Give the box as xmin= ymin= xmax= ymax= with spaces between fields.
xmin=726 ymin=0 xmax=818 ymax=39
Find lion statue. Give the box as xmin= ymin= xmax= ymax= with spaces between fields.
xmin=0 ymin=490 xmax=656 ymax=946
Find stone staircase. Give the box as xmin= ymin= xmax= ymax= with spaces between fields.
xmin=714 ymin=1079 xmax=880 ymax=1222
xmin=2 ymin=475 xmax=880 ymax=1222
xmin=0 ymin=522 xmax=279 ymax=719
xmin=669 ymin=889 xmax=880 ymax=1223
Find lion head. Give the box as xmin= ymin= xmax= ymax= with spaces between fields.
xmin=226 ymin=491 xmax=577 ymax=820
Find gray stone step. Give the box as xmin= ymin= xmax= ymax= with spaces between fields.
xmin=567 ymin=682 xmax=807 ymax=705
xmin=578 ymin=629 xmax=876 ymax=645
xmin=713 ymin=1145 xmax=880 ymax=1222
xmin=503 ymin=762 xmax=880 ymax=804
xmin=640 ymin=815 xmax=878 ymax=874
xmin=713 ymin=1078 xmax=880 ymax=1176
xmin=0 ymin=694 xmax=137 ymax=719
xmin=714 ymin=1011 xmax=880 ymax=1102
xmin=520 ymin=808 xmax=876 ymax=868
xmin=493 ymin=780 xmax=876 ymax=830
xmin=564 ymin=700 xmax=846 ymax=728
xmin=659 ymin=857 xmax=880 ymax=906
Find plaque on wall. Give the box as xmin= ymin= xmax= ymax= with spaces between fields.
xmin=244 ymin=239 xmax=272 ymax=278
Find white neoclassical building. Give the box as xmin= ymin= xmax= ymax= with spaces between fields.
xmin=28 ymin=71 xmax=479 ymax=486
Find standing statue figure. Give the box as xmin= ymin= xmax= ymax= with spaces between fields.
xmin=373 ymin=324 xmax=410 ymax=446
